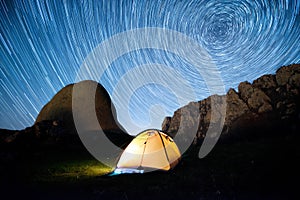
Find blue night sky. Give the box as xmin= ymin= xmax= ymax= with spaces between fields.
xmin=0 ymin=0 xmax=299 ymax=135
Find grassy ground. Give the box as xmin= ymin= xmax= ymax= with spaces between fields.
xmin=31 ymin=158 xmax=111 ymax=183
xmin=1 ymin=133 xmax=299 ymax=199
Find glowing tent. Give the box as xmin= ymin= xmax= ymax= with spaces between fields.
xmin=114 ymin=129 xmax=181 ymax=174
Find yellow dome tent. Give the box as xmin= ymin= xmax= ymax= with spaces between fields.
xmin=114 ymin=129 xmax=181 ymax=174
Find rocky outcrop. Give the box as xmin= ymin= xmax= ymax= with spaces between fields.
xmin=36 ymin=80 xmax=123 ymax=134
xmin=162 ymin=64 xmax=300 ymax=143
xmin=1 ymin=81 xmax=133 ymax=148
xmin=238 ymin=81 xmax=273 ymax=113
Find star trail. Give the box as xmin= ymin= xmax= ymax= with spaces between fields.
xmin=0 ymin=0 xmax=299 ymax=134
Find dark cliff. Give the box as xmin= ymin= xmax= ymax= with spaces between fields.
xmin=162 ymin=64 xmax=300 ymax=143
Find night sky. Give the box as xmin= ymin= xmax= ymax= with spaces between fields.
xmin=0 ymin=0 xmax=299 ymax=134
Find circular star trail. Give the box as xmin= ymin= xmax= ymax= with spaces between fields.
xmin=0 ymin=0 xmax=299 ymax=134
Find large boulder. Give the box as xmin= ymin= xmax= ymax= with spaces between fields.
xmin=36 ymin=80 xmax=123 ymax=133
xmin=1 ymin=80 xmax=133 ymax=149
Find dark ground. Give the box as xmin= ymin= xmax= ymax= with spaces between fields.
xmin=1 ymin=129 xmax=299 ymax=200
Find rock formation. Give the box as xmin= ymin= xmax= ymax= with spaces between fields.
xmin=162 ymin=64 xmax=300 ymax=143
xmin=1 ymin=64 xmax=299 ymax=150
xmin=36 ymin=80 xmax=123 ymax=133
xmin=1 ymin=80 xmax=133 ymax=148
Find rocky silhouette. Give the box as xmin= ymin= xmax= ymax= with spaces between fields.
xmin=36 ymin=80 xmax=124 ymax=133
xmin=1 ymin=64 xmax=299 ymax=150
xmin=162 ymin=64 xmax=300 ymax=143
xmin=1 ymin=80 xmax=133 ymax=149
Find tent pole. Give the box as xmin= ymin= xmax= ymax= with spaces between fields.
xmin=157 ymin=130 xmax=170 ymax=163
xmin=139 ymin=135 xmax=148 ymax=168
